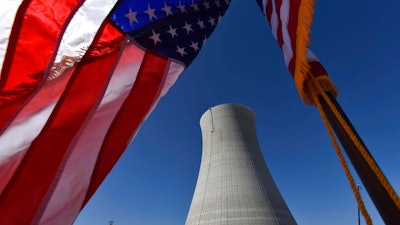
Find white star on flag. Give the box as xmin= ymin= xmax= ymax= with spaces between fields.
xmin=167 ymin=25 xmax=178 ymax=38
xmin=145 ymin=4 xmax=157 ymax=21
xmin=190 ymin=2 xmax=200 ymax=12
xmin=202 ymin=36 xmax=207 ymax=45
xmin=203 ymin=1 xmax=210 ymax=9
xmin=218 ymin=15 xmax=222 ymax=23
xmin=183 ymin=21 xmax=193 ymax=34
xmin=149 ymin=30 xmax=161 ymax=45
xmin=177 ymin=1 xmax=187 ymax=13
xmin=162 ymin=2 xmax=173 ymax=16
xmin=190 ymin=41 xmax=199 ymax=52
xmin=125 ymin=7 xmax=138 ymax=25
xmin=197 ymin=19 xmax=205 ymax=29
xmin=176 ymin=45 xmax=187 ymax=56
xmin=208 ymin=16 xmax=216 ymax=27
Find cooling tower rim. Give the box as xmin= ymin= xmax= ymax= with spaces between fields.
xmin=199 ymin=103 xmax=255 ymax=125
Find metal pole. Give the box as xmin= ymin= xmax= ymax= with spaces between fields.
xmin=318 ymin=92 xmax=400 ymax=225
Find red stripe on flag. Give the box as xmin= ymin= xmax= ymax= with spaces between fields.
xmin=0 ymin=25 xmax=123 ymax=224
xmin=0 ymin=96 xmax=28 ymax=133
xmin=274 ymin=0 xmax=284 ymax=49
xmin=82 ymin=51 xmax=168 ymax=206
xmin=286 ymin=0 xmax=300 ymax=76
xmin=0 ymin=68 xmax=75 ymax=195
xmin=309 ymin=61 xmax=327 ymax=77
xmin=287 ymin=0 xmax=300 ymax=48
xmin=0 ymin=0 xmax=33 ymax=134
xmin=265 ymin=0 xmax=273 ymax=26
xmin=0 ymin=0 xmax=84 ymax=130
xmin=36 ymin=43 xmax=146 ymax=225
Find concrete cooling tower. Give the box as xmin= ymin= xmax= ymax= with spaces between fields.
xmin=185 ymin=103 xmax=297 ymax=225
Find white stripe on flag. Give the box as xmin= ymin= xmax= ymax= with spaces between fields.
xmin=51 ymin=0 xmax=118 ymax=79
xmin=145 ymin=60 xmax=185 ymax=121
xmin=307 ymin=49 xmax=318 ymax=62
xmin=38 ymin=42 xmax=145 ymax=225
xmin=0 ymin=0 xmax=24 ymax=73
xmin=280 ymin=0 xmax=293 ymax=66
xmin=270 ymin=0 xmax=279 ymax=39
xmin=262 ymin=0 xmax=268 ymax=15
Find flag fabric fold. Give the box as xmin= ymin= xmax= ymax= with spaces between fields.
xmin=0 ymin=0 xmax=88 ymax=131
xmin=0 ymin=0 xmax=230 ymax=224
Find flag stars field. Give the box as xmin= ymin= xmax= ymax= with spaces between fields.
xmin=120 ymin=1 xmax=232 ymax=61
xmin=116 ymin=0 xmax=232 ymax=33
xmin=113 ymin=0 xmax=230 ymax=66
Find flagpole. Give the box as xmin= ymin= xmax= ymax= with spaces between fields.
xmin=318 ymin=92 xmax=400 ymax=225
xmin=357 ymin=184 xmax=361 ymax=225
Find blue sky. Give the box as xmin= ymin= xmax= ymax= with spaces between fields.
xmin=74 ymin=1 xmax=400 ymax=224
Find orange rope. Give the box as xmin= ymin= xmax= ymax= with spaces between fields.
xmin=307 ymin=78 xmax=373 ymax=225
xmin=294 ymin=0 xmax=315 ymax=104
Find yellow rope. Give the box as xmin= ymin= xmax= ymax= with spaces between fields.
xmin=310 ymin=77 xmax=400 ymax=210
xmin=307 ymin=79 xmax=373 ymax=225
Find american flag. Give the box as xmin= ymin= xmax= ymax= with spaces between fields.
xmin=0 ymin=0 xmax=229 ymax=224
xmin=256 ymin=0 xmax=336 ymax=103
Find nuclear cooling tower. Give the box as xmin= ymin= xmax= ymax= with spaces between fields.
xmin=185 ymin=104 xmax=297 ymax=225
